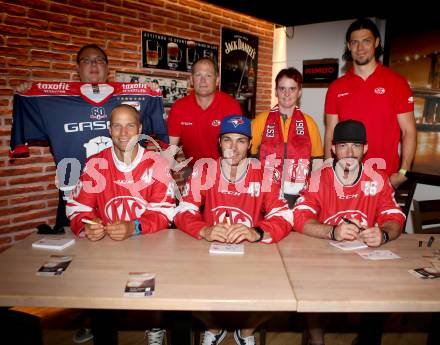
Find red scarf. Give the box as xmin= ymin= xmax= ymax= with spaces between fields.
xmin=259 ymin=106 xmax=311 ymax=193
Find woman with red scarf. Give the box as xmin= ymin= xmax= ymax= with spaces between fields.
xmin=251 ymin=67 xmax=323 ymax=207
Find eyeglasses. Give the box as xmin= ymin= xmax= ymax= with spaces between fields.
xmin=277 ymin=86 xmax=297 ymax=94
xmin=79 ymin=57 xmax=107 ymax=65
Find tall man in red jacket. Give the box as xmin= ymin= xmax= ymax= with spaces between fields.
xmin=324 ymin=18 xmax=416 ymax=188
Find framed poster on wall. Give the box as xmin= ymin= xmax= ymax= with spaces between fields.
xmin=115 ymin=71 xmax=188 ymax=107
xmin=142 ymin=31 xmax=219 ymax=73
xmin=220 ymin=28 xmax=258 ymax=118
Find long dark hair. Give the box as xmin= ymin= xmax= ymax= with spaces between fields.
xmin=342 ymin=18 xmax=384 ymax=62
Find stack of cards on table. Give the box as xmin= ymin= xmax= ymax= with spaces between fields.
xmin=329 ymin=240 xmax=368 ymax=251
xmin=209 ymin=243 xmax=244 ymax=255
xmin=409 ymin=267 xmax=440 ymax=279
xmin=124 ymin=272 xmax=156 ymax=297
xmin=37 ymin=255 xmax=73 ymax=276
xmin=32 ymin=237 xmax=75 ymax=251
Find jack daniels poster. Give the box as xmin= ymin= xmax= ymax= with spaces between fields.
xmin=142 ymin=31 xmax=219 ymax=72
xmin=220 ymin=28 xmax=258 ymax=117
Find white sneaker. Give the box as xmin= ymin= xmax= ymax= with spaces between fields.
xmin=233 ymin=330 xmax=256 ymax=345
xmin=201 ymin=329 xmax=227 ymax=345
xmin=145 ymin=328 xmax=165 ymax=345
xmin=72 ymin=328 xmax=93 ymax=343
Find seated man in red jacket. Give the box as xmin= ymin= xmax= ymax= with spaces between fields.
xmin=67 ymin=104 xmax=174 ymax=345
xmin=293 ymin=119 xmax=405 ymax=345
xmin=175 ymin=115 xmax=292 ymax=345
xmin=67 ymin=104 xmax=174 ymax=240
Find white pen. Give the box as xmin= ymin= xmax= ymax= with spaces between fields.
xmin=81 ymin=218 xmax=99 ymax=225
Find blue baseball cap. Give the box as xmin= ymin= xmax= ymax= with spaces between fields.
xmin=219 ymin=115 xmax=252 ymax=138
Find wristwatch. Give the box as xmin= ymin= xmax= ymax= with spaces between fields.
xmin=381 ymin=229 xmax=390 ymax=244
xmin=253 ymin=227 xmax=264 ymax=242
xmin=133 ymin=219 xmax=142 ymax=236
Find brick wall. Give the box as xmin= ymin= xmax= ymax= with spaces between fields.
xmin=0 ymin=0 xmax=275 ymax=251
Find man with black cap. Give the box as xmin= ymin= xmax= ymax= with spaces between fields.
xmin=175 ymin=115 xmax=292 ymax=345
xmin=294 ymin=119 xmax=404 ymax=245
xmin=292 ymin=119 xmax=405 ymax=345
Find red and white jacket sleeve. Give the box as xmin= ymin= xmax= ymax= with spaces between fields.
xmin=292 ymin=187 xmax=322 ymax=233
xmin=139 ymin=172 xmax=175 ymax=234
xmin=66 ymin=158 xmax=101 ymax=236
xmin=66 ymin=153 xmax=175 ymax=236
xmin=174 ymin=178 xmax=207 ymax=239
xmin=258 ymin=182 xmax=293 ymax=243
xmin=375 ymin=179 xmax=406 ymax=230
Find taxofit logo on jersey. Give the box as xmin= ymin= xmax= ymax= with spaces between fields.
xmin=36 ymin=82 xmax=70 ymax=93
xmin=212 ymin=120 xmax=221 ymax=126
xmin=121 ymin=83 xmax=161 ymax=96
xmin=374 ymin=87 xmax=386 ymax=95
xmin=337 ymin=92 xmax=349 ymax=98
xmin=90 ymin=107 xmax=107 ymax=120
xmin=408 ymin=96 xmax=414 ymax=104
xmin=212 ymin=206 xmax=253 ymax=228
xmin=104 ymin=196 xmax=148 ymax=222
xmin=122 ymin=83 xmax=150 ymax=90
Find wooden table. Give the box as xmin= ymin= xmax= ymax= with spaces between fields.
xmin=2 ymin=230 xmax=439 ymax=314
xmin=278 ymin=233 xmax=440 ymax=312
xmin=0 ymin=229 xmax=297 ymax=311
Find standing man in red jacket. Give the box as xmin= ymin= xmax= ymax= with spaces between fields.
xmin=168 ymin=57 xmax=242 ymax=166
xmin=324 ymin=18 xmax=416 ymax=189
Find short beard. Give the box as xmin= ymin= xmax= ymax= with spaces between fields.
xmin=354 ymin=55 xmax=374 ymax=66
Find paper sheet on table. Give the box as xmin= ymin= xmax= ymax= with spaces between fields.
xmin=357 ymin=250 xmax=400 ymax=260
xmin=329 ymin=240 xmax=368 ymax=251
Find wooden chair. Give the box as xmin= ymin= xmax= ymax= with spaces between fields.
xmin=394 ymin=177 xmax=417 ymax=231
xmin=412 ymin=199 xmax=440 ymax=234
xmin=1 ymin=307 xmax=82 ymax=345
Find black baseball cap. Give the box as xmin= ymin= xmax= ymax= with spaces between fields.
xmin=332 ymin=120 xmax=367 ymax=144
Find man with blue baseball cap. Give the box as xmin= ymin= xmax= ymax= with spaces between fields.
xmin=219 ymin=114 xmax=252 ymax=136
xmin=175 ymin=115 xmax=292 ymax=345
